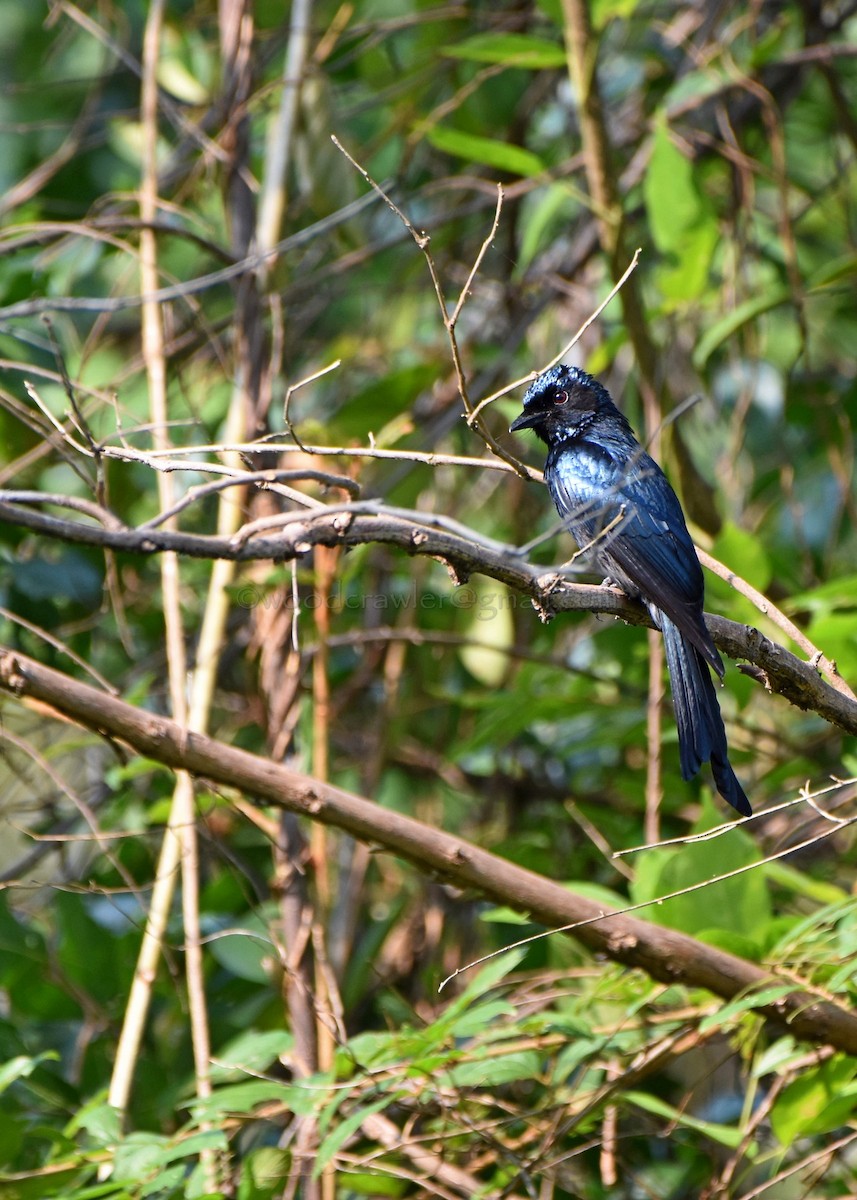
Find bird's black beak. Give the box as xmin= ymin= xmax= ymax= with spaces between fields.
xmin=510 ymin=409 xmax=539 ymax=433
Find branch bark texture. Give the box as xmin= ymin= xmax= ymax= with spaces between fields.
xmin=2 ymin=495 xmax=854 ymax=734
xmin=1 ymin=646 xmax=856 ymax=1056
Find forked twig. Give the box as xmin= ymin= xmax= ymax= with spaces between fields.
xmin=283 ymin=358 xmax=342 ymax=451
xmin=467 ymin=247 xmax=642 ymax=424
xmin=331 ymin=135 xmax=532 ymax=478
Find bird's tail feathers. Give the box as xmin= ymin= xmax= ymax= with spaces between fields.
xmin=659 ymin=614 xmax=751 ymax=817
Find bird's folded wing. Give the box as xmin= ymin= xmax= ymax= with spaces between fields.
xmin=546 ymin=449 xmax=723 ymax=675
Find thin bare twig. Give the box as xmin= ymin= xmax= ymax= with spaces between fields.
xmin=697 ymin=547 xmax=857 ymax=700
xmin=283 ymin=359 xmax=342 ymax=452
xmin=331 ymin=136 xmax=531 ymax=477
xmin=467 ymin=247 xmax=643 ymax=425
xmin=440 ymin=805 xmax=857 ymax=991
xmin=139 ymin=468 xmax=358 ymax=530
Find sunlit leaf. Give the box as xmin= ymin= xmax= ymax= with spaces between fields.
xmin=426 ymin=127 xmax=544 ymax=176
xmin=771 ymin=1057 xmax=857 ymax=1145
xmin=625 ymin=1091 xmax=744 ymax=1147
xmin=443 ymin=33 xmax=565 ymax=68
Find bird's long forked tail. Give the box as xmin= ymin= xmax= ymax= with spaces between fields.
xmin=659 ymin=614 xmax=751 ymax=817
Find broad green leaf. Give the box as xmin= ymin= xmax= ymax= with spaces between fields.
xmin=157 ymin=56 xmax=209 ymax=104
xmin=629 ymin=806 xmax=770 ymax=938
xmin=710 ymin=522 xmax=772 ymax=592
xmin=192 ymin=1080 xmax=316 ymax=1121
xmin=238 ymin=1147 xmax=292 ymax=1200
xmin=64 ymin=1096 xmax=121 ymax=1144
xmin=111 ymin=1132 xmax=171 ymax=1181
xmin=480 ymin=906 xmax=532 ymax=925
xmin=440 ymin=949 xmax=527 ymax=1021
xmin=205 ymin=914 xmax=276 ymax=985
xmin=806 ymin=252 xmax=857 ymax=290
xmin=459 ymin=579 xmax=515 ymax=686
xmin=450 ymin=998 xmax=516 ymax=1038
xmin=644 ymin=119 xmax=708 ymax=248
xmin=802 ymin=612 xmax=857 ymax=682
xmin=657 ymin=222 xmax=717 ymax=303
xmin=0 ymin=1160 xmax=86 ymax=1199
xmin=443 ymin=32 xmax=565 ymax=69
xmin=446 ymin=1048 xmax=541 ymax=1087
xmin=516 ymin=183 xmax=580 ymax=274
xmin=644 ymin=118 xmax=718 ymax=302
xmin=787 ymin=574 xmax=857 ymax=615
xmin=333 ymin=364 xmax=437 ymax=441
xmin=426 ymin=127 xmax=544 ymax=177
xmin=330 ymin=1173 xmax=405 ymax=1197
xmin=209 ymin=1030 xmax=294 ymax=1082
xmin=752 ymin=1037 xmax=800 ymax=1079
xmin=567 ymin=882 xmax=628 ymax=910
xmin=693 ymin=287 xmax=791 ymax=368
xmin=771 ymin=1056 xmax=857 ymax=1145
xmin=552 ymin=1037 xmax=600 ymax=1084
xmin=663 ymin=68 xmax=731 ymax=110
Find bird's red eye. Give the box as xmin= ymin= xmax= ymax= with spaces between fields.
xmin=554 ymin=390 xmax=569 ymax=405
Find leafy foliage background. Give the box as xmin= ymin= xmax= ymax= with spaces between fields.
xmin=1 ymin=1 xmax=857 ymax=1197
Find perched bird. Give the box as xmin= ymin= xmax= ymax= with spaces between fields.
xmin=510 ymin=364 xmax=750 ymax=817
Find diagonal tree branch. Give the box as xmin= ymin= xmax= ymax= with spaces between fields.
xmin=1 ymin=495 xmax=854 ymax=734
xmin=1 ymin=645 xmax=856 ymax=1056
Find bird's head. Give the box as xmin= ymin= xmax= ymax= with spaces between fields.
xmin=510 ymin=364 xmax=614 ymax=444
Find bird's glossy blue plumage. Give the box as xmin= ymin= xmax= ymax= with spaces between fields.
xmin=511 ymin=364 xmax=750 ymax=816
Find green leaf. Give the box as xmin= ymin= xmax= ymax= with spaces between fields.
xmin=516 ymin=183 xmax=581 ymax=273
xmin=710 ymin=522 xmax=771 ymax=593
xmin=64 ymin=1096 xmax=121 ymax=1144
xmin=209 ymin=1030 xmax=294 ymax=1082
xmin=644 ymin=119 xmax=709 ymax=247
xmin=625 ymin=1091 xmax=743 ymax=1147
xmin=238 ymin=1148 xmax=292 ymax=1200
xmin=802 ymin=612 xmax=857 ymax=682
xmin=787 ymin=574 xmax=857 ymax=616
xmin=629 ymin=805 xmax=770 ymax=939
xmin=440 ymin=949 xmax=527 ymax=1022
xmin=480 ymin=906 xmax=532 ymax=925
xmin=698 ymin=985 xmax=795 ymax=1033
xmin=0 ymin=1053 xmax=58 ymax=1096
xmin=693 ymin=286 xmax=791 ymax=368
xmin=205 ymin=913 xmax=276 ymax=984
xmin=592 ymin=0 xmax=641 ymax=27
xmin=644 ymin=118 xmax=719 ymax=303
xmin=459 ymin=580 xmax=515 ymax=686
xmin=425 ymin=127 xmax=544 ymax=177
xmin=192 ymin=1080 xmax=317 ymax=1121
xmin=443 ymin=32 xmax=565 ymax=68
xmin=446 ymin=1048 xmax=541 ymax=1087
xmin=449 ymin=998 xmax=516 ymax=1038
xmin=314 ymin=1094 xmax=397 ymax=1177
xmin=764 ymin=861 xmax=848 ymax=906
xmin=771 ymin=1057 xmax=857 ymax=1145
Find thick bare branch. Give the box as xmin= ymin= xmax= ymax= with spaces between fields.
xmin=1 ymin=645 xmax=856 ymax=1056
xmin=1 ymin=494 xmax=854 ymax=735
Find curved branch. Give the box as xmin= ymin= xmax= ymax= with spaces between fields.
xmin=1 ymin=645 xmax=856 ymax=1055
xmin=1 ymin=494 xmax=854 ymax=735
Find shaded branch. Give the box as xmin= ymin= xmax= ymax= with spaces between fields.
xmin=1 ymin=645 xmax=856 ymax=1056
xmin=1 ymin=494 xmax=855 ymax=735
